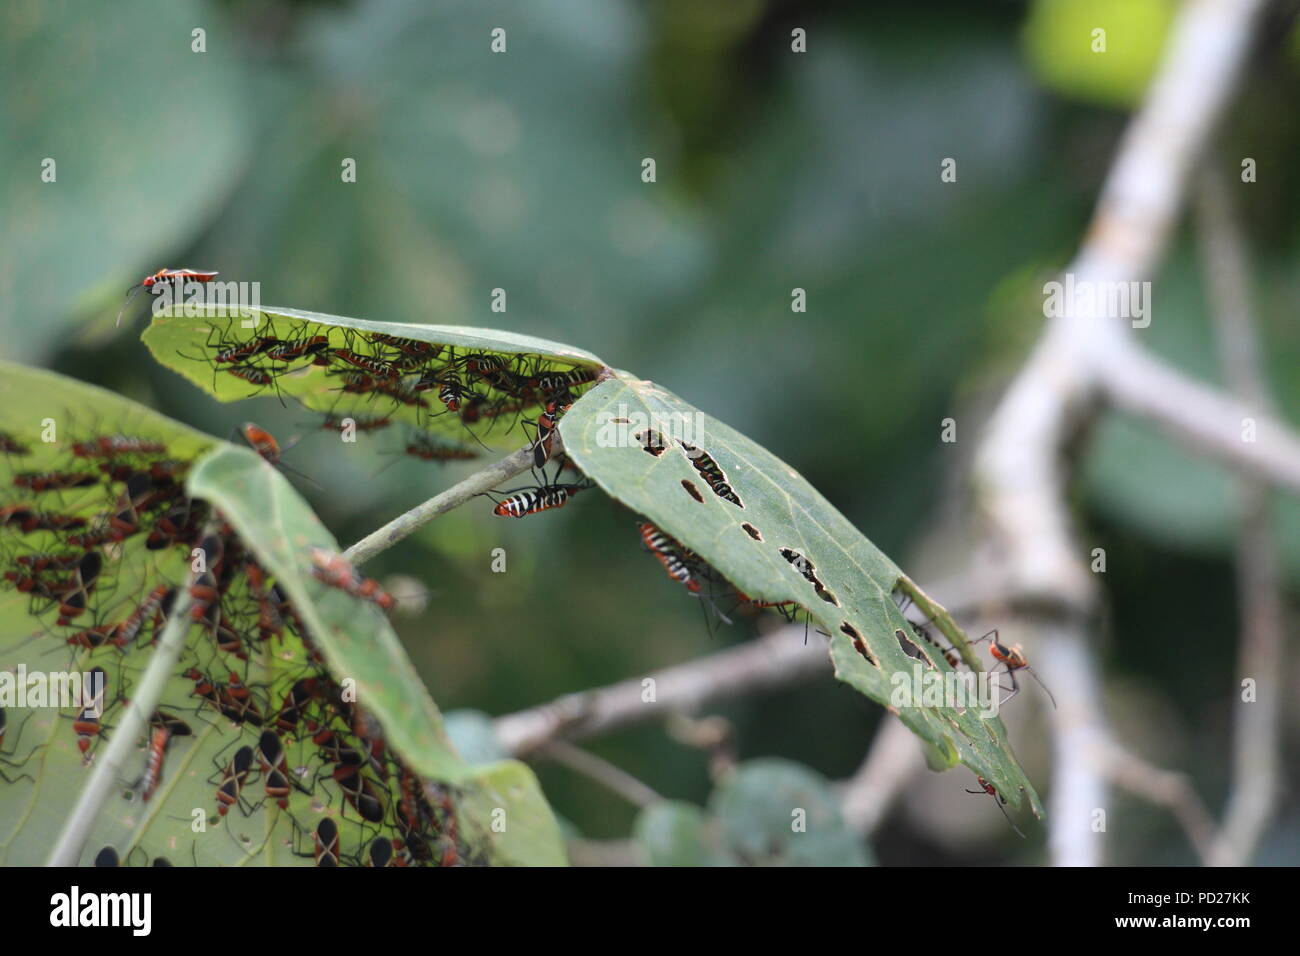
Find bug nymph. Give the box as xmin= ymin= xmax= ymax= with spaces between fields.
xmin=117 ymin=268 xmax=219 ymax=326
xmin=970 ymin=629 xmax=1057 ymax=709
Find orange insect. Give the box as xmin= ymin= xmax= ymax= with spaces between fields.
xmin=966 ymin=776 xmax=1025 ymax=839
xmin=117 ymin=268 xmax=219 ymax=326
xmin=970 ymin=630 xmax=1057 ymax=709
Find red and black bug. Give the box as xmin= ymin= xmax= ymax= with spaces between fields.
xmin=313 ymin=817 xmax=340 ymax=867
xmin=71 ymin=435 xmax=167 ymax=459
xmin=309 ymin=547 xmax=395 ymax=612
xmin=638 ymin=522 xmax=701 ymax=593
xmin=13 ymin=471 xmax=99 ymax=492
xmin=966 ymin=776 xmax=1026 ymax=839
xmin=332 ymin=349 xmax=402 ymax=381
xmin=970 ymin=630 xmax=1057 ymax=709
xmin=213 ymin=745 xmax=255 ymax=817
xmin=237 ymin=423 xmax=319 ymax=487
xmin=0 ymin=432 xmax=30 ymax=455
xmin=218 ymin=673 xmax=264 ymax=726
xmin=255 ymin=730 xmax=295 ymax=811
xmin=117 ymin=269 xmax=219 ymax=326
xmin=139 ymin=711 xmax=192 ymax=801
xmin=54 ymin=551 xmax=103 ymax=626
xmin=490 ymin=470 xmax=591 ymax=518
xmin=71 ymin=667 xmax=109 ymax=759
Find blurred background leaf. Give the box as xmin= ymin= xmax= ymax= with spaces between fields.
xmin=6 ymin=0 xmax=1299 ymax=865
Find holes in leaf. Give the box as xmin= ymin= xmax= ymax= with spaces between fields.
xmin=778 ymin=547 xmax=837 ymax=604
xmin=895 ymin=627 xmax=933 ymax=668
xmin=635 ymin=430 xmax=668 ymax=457
xmin=840 ymin=623 xmax=876 ymax=666
xmin=680 ymin=479 xmax=704 ymax=503
xmin=678 ymin=440 xmax=743 ymax=507
xmin=741 ymin=523 xmax=762 ymax=541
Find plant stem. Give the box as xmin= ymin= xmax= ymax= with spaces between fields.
xmin=46 ymin=586 xmax=196 ymax=867
xmin=344 ymin=437 xmax=555 ymax=566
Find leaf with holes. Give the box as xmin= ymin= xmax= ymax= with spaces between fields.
xmin=142 ymin=305 xmax=607 ymax=449
xmin=559 ymin=372 xmax=1043 ymax=815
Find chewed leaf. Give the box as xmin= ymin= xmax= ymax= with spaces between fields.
xmin=142 ymin=305 xmax=608 ymax=448
xmin=559 ymin=372 xmax=1042 ymax=816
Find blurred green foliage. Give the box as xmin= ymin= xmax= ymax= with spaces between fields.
xmin=4 ymin=0 xmax=1298 ymax=865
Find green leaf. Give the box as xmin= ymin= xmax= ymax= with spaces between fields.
xmin=560 ymin=373 xmax=1042 ymax=815
xmin=0 ymin=0 xmax=250 ymax=359
xmin=633 ymin=801 xmax=713 ymax=867
xmin=187 ymin=445 xmax=464 ymax=782
xmin=0 ymin=361 xmax=564 ymax=865
xmin=633 ymin=760 xmax=874 ymax=867
xmin=711 ymin=759 xmax=871 ymax=866
xmin=141 ymin=305 xmax=607 ymax=445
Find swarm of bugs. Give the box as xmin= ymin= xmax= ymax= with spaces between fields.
xmin=172 ymin=317 xmax=598 ymax=467
xmin=0 ymin=418 xmax=477 ymax=867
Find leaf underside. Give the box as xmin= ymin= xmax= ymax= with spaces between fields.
xmin=559 ymin=372 xmax=1042 ymax=815
xmin=142 ymin=305 xmax=607 ymax=450
xmin=0 ymin=362 xmax=564 ymax=865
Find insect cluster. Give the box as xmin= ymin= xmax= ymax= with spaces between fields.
xmin=180 ymin=317 xmax=599 ymax=472
xmin=0 ymin=422 xmax=472 ymax=867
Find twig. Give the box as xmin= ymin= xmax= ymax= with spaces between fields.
xmin=973 ymin=0 xmax=1270 ymax=866
xmin=538 ymin=740 xmax=664 ymax=808
xmin=1196 ymin=167 xmax=1285 ymax=866
xmin=493 ymin=624 xmax=830 ymax=755
xmin=344 ymin=435 xmax=558 ymax=565
xmin=46 ymin=586 xmax=195 ymax=867
xmin=839 ymin=718 xmax=927 ymax=837
xmin=1094 ymin=738 xmax=1219 ymax=864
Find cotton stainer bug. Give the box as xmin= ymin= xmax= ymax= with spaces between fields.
xmin=255 ymin=731 xmax=296 ymax=811
xmin=969 ymin=630 xmax=1057 ymax=709
xmin=139 ymin=711 xmax=192 ymax=801
xmin=13 ymin=471 xmax=99 ymax=492
xmin=237 ymin=423 xmax=319 ymax=488
xmin=308 ymin=547 xmax=395 ymax=612
xmin=638 ymin=522 xmax=701 ymax=593
xmin=117 ymin=269 xmax=219 ymax=326
xmin=314 ymin=818 xmax=340 ymax=867
xmin=213 ymin=745 xmax=255 ymax=817
xmin=966 ymin=776 xmax=1026 ymax=839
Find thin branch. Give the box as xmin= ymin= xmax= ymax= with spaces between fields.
xmin=47 ymin=585 xmax=196 ymax=867
xmin=839 ymin=718 xmax=926 ymax=837
xmin=1196 ymin=166 xmax=1285 ymax=867
xmin=973 ymin=0 xmax=1270 ymax=867
xmin=1094 ymin=738 xmax=1219 ymax=864
xmin=1095 ymin=345 xmax=1300 ymax=493
xmin=538 ymin=740 xmax=664 ymax=808
xmin=493 ymin=624 xmax=829 ymax=756
xmin=344 ymin=436 xmax=557 ymax=566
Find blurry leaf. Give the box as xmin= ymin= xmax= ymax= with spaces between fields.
xmin=198 ymin=0 xmax=706 ymax=361
xmin=633 ymin=800 xmax=713 ymax=867
xmin=0 ymin=0 xmax=250 ymax=359
xmin=444 ymin=709 xmax=509 ymax=766
xmin=560 ymin=373 xmax=1043 ymax=814
xmin=1022 ymin=0 xmax=1175 ymax=108
xmin=456 ymin=760 xmax=567 ymax=867
xmin=710 ymin=759 xmax=871 ymax=866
